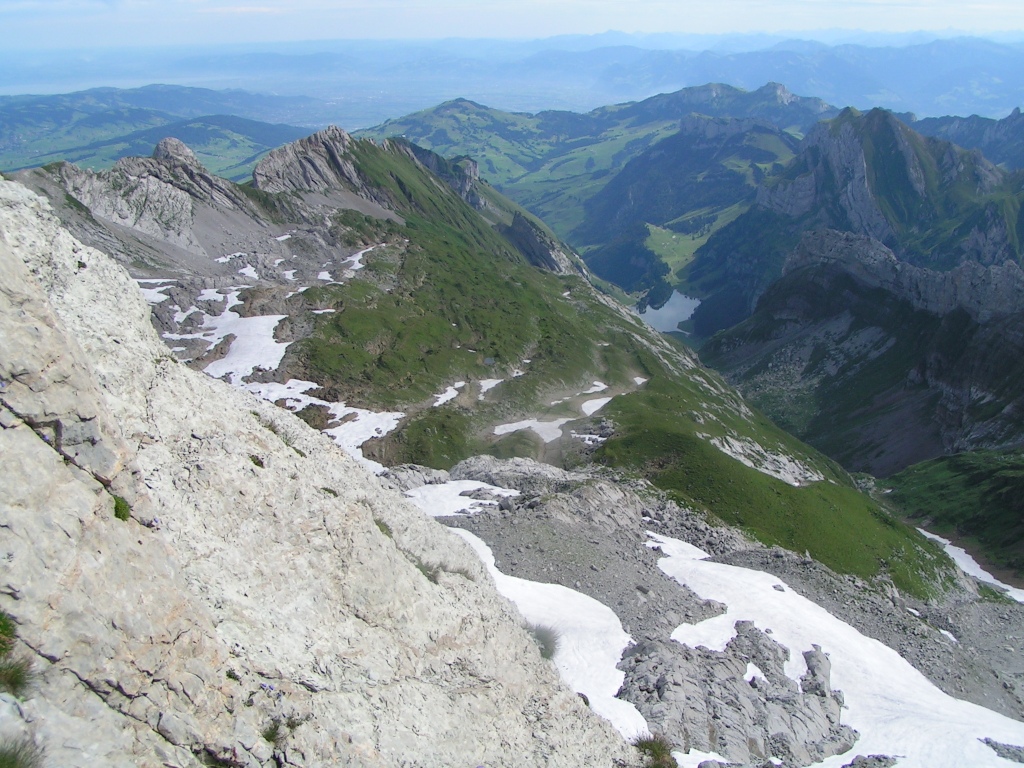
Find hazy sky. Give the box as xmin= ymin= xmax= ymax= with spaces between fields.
xmin=4 ymin=0 xmax=1024 ymax=50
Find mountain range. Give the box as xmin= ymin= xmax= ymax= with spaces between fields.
xmin=5 ymin=48 xmax=1024 ymax=767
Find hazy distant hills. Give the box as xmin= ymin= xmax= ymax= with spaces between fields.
xmin=913 ymin=108 xmax=1024 ymax=170
xmin=0 ymin=85 xmax=315 ymax=179
xmin=4 ymin=35 xmax=1024 ymax=126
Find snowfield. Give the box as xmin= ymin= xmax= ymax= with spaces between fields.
xmin=650 ymin=532 xmax=1024 ymax=767
xmin=450 ymin=528 xmax=650 ymax=741
xmin=918 ymin=529 xmax=1024 ymax=603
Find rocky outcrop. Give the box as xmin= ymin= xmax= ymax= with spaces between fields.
xmin=0 ymin=178 xmax=637 ymax=767
xmin=500 ymin=212 xmax=584 ymax=274
xmin=53 ymin=138 xmax=262 ymax=257
xmin=619 ymin=627 xmax=855 ymax=766
xmin=786 ymin=229 xmax=1024 ymax=322
xmin=251 ymin=126 xmax=396 ymax=212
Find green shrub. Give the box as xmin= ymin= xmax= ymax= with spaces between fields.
xmin=0 ymin=737 xmax=44 ymax=768
xmin=633 ymin=733 xmax=675 ymax=768
xmin=528 ymin=623 xmax=560 ymax=660
xmin=113 ymin=495 xmax=131 ymax=521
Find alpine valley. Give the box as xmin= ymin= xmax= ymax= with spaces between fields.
xmin=3 ymin=46 xmax=1024 ymax=768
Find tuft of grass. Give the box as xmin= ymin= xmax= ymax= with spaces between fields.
xmin=633 ymin=733 xmax=676 ymax=768
xmin=0 ymin=657 xmax=33 ymax=698
xmin=414 ymin=558 xmax=442 ymax=584
xmin=0 ymin=613 xmax=14 ymax=657
xmin=374 ymin=518 xmax=393 ymax=538
xmin=321 ymin=487 xmax=339 ymax=497
xmin=0 ymin=738 xmax=44 ymax=768
xmin=261 ymin=719 xmax=283 ymax=745
xmin=528 ymin=623 xmax=560 ymax=660
xmin=249 ymin=455 xmax=265 ymax=469
xmin=112 ymin=495 xmax=131 ymax=522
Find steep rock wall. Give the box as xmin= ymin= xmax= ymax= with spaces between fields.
xmin=0 ymin=179 xmax=635 ymax=768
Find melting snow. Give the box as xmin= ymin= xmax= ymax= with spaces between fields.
xmin=317 ymin=271 xmax=332 ymax=281
xmin=650 ymin=531 xmax=1024 ymax=767
xmin=432 ymin=381 xmax=466 ymax=407
xmin=404 ymin=480 xmax=518 ymax=517
xmin=275 ymin=234 xmax=292 ymax=242
xmin=744 ymin=662 xmax=766 ymax=682
xmin=135 ymin=279 xmax=174 ymax=304
xmin=477 ymin=379 xmax=503 ymax=400
xmin=634 ymin=376 xmax=648 ymax=386
xmin=282 ymin=270 xmax=297 ymax=281
xmin=918 ymin=529 xmax=1024 ymax=603
xmin=238 ymin=265 xmax=259 ymax=280
xmin=675 ymin=750 xmax=730 ymax=768
xmin=215 ymin=252 xmax=246 ymax=264
xmin=244 ymin=379 xmax=403 ymax=473
xmin=494 ymin=418 xmax=572 ymax=443
xmin=450 ymin=529 xmax=649 ymax=741
xmin=940 ymin=629 xmax=959 ymax=644
xmin=162 ymin=288 xmax=289 ymax=386
xmin=346 ymin=244 xmax=378 ymax=271
xmin=581 ymin=397 xmax=612 ymax=416
xmin=311 ymin=309 xmax=336 ymax=315
xmin=570 ymin=431 xmax=606 ymax=446
xmin=581 ymin=381 xmax=608 ymax=394
xmin=197 ymin=288 xmax=223 ymax=302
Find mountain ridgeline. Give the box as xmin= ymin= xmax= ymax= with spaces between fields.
xmin=11 ymin=124 xmax=953 ymax=600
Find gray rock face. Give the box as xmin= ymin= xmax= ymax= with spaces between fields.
xmin=252 ymin=126 xmax=394 ymax=212
xmin=0 ymin=178 xmax=637 ymax=767
xmin=500 ymin=212 xmax=585 ymax=275
xmin=786 ymin=229 xmax=1024 ymax=323
xmin=619 ymin=624 xmax=856 ymax=767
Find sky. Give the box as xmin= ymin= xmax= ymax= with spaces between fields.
xmin=3 ymin=0 xmax=1024 ymax=50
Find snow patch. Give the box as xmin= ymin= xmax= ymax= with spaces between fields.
xmin=282 ymin=270 xmax=297 ymax=281
xmin=918 ymin=529 xmax=1024 ymax=603
xmin=311 ymin=309 xmax=335 ymax=315
xmin=582 ymin=397 xmax=612 ymax=416
xmin=274 ymin=233 xmax=292 ymax=242
xmin=674 ymin=749 xmax=730 ymax=768
xmin=163 ymin=289 xmax=289 ymax=386
xmin=581 ymin=381 xmax=608 ymax=394
xmin=237 ymin=265 xmax=258 ymax=280
xmin=135 ymin=279 xmax=174 ymax=304
xmin=633 ymin=376 xmax=648 ymax=386
xmin=478 ymin=379 xmax=503 ymax=400
xmin=494 ymin=418 xmax=572 ymax=443
xmin=243 ymin=379 xmax=403 ymax=474
xmin=450 ymin=528 xmax=649 ymax=741
xmin=650 ymin=531 xmax=1024 ymax=767
xmin=744 ymin=662 xmax=766 ymax=682
xmin=317 ymin=271 xmax=332 ymax=281
xmin=215 ymin=251 xmax=246 ymax=264
xmin=709 ymin=434 xmax=825 ymax=487
xmin=432 ymin=381 xmax=466 ymax=407
xmin=346 ymin=244 xmax=378 ymax=271
xmin=404 ymin=480 xmax=518 ymax=517
xmin=940 ymin=629 xmax=959 ymax=644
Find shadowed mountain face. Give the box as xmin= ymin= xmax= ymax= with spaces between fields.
xmin=695 ymin=110 xmax=1024 ymax=475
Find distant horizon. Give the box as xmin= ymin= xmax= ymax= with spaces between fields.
xmin=4 ymin=27 xmax=1024 ymax=55
xmin=5 ymin=0 xmax=1024 ymax=51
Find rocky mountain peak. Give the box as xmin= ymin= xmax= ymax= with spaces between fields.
xmin=152 ymin=137 xmax=201 ymax=167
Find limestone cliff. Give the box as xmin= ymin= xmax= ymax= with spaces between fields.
xmin=0 ymin=178 xmax=636 ymax=767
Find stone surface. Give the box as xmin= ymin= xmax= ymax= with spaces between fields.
xmin=0 ymin=178 xmax=638 ymax=767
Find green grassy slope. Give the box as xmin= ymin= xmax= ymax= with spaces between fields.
xmin=888 ymin=449 xmax=1024 ymax=579
xmin=238 ymin=132 xmax=952 ymax=597
xmin=357 ymin=83 xmax=834 ymax=242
